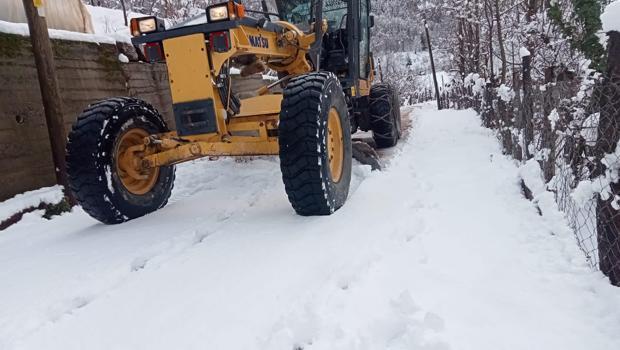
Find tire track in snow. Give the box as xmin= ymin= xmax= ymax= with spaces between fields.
xmin=259 ymin=110 xmax=451 ymax=350
xmin=1 ymin=158 xmax=288 ymax=348
xmin=5 ymin=127 xmax=384 ymax=348
xmin=4 ymin=108 xmax=424 ymax=350
xmin=9 ymin=105 xmax=620 ymax=350
xmin=37 ymin=171 xmax=275 ymax=328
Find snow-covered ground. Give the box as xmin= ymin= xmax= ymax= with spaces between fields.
xmin=1 ymin=105 xmax=619 ymax=350
xmin=602 ymin=1 xmax=620 ymax=33
xmin=0 ymin=185 xmax=63 ymax=224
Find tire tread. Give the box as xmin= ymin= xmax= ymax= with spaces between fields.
xmin=279 ymin=72 xmax=347 ymax=215
xmin=66 ymin=97 xmax=174 ymax=224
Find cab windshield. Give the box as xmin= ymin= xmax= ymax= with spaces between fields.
xmin=275 ymin=0 xmax=348 ymax=31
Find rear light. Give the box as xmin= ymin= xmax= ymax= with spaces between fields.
xmin=144 ymin=42 xmax=165 ymax=63
xmin=209 ymin=31 xmax=230 ymax=53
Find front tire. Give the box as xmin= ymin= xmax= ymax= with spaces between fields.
xmin=369 ymin=84 xmax=402 ymax=148
xmin=66 ymin=98 xmax=175 ymax=224
xmin=279 ymin=72 xmax=352 ymax=215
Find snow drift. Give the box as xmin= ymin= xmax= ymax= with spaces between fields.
xmin=0 ymin=0 xmax=94 ymax=33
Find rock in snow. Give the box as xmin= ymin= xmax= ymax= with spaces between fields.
xmin=118 ymin=53 xmax=129 ymax=63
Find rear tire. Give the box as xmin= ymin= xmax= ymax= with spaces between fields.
xmin=279 ymin=72 xmax=352 ymax=215
xmin=369 ymin=84 xmax=402 ymax=148
xmin=66 ymin=98 xmax=175 ymax=224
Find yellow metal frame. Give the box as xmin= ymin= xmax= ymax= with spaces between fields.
xmin=140 ymin=114 xmax=281 ymax=168
xmin=129 ymin=21 xmax=318 ymax=171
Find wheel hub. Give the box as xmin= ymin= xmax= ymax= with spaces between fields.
xmin=115 ymin=128 xmax=159 ymax=195
xmin=327 ymin=108 xmax=344 ymax=183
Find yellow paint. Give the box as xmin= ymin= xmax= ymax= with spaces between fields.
xmin=139 ymin=115 xmax=279 ymax=168
xmin=234 ymin=26 xmax=290 ymax=57
xmin=327 ymin=108 xmax=344 ymax=182
xmin=209 ymin=24 xmax=314 ymax=77
xmin=237 ymin=95 xmax=283 ymax=117
xmin=116 ymin=128 xmax=159 ymax=195
xmin=33 ymin=0 xmax=43 ymax=8
xmin=163 ymin=33 xmax=231 ymax=134
xmin=163 ymin=34 xmax=214 ymax=104
xmin=144 ymin=140 xmax=279 ymax=167
xmin=132 ymin=19 xmax=347 ymax=169
xmin=160 ymin=22 xmax=317 ymax=143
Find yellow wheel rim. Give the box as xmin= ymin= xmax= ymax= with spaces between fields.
xmin=327 ymin=107 xmax=344 ymax=183
xmin=115 ymin=128 xmax=159 ymax=195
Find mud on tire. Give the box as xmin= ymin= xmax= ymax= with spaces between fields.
xmin=279 ymin=72 xmax=353 ymax=215
xmin=369 ymin=83 xmax=402 ymax=148
xmin=66 ymin=98 xmax=175 ymax=224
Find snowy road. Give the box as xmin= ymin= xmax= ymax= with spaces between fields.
xmin=2 ymin=105 xmax=620 ymax=350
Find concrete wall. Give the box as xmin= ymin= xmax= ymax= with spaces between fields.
xmin=0 ymin=32 xmax=174 ymax=201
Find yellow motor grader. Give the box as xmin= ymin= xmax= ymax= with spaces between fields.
xmin=66 ymin=0 xmax=402 ymax=224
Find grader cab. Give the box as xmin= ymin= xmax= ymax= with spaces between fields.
xmin=66 ymin=0 xmax=402 ymax=224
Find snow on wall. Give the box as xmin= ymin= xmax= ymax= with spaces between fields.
xmin=86 ymin=5 xmax=151 ymax=42
xmin=0 ymin=0 xmax=94 ymax=34
xmin=0 ymin=185 xmax=63 ymax=223
xmin=572 ymin=139 xmax=620 ymax=209
xmin=0 ymin=4 xmax=147 ymax=44
xmin=0 ymin=19 xmax=116 ymax=44
xmin=602 ymin=1 xmax=620 ymax=33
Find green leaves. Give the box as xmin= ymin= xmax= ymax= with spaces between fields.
xmin=548 ymin=0 xmax=606 ymax=71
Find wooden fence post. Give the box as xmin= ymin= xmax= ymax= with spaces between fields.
xmin=22 ymin=0 xmax=75 ymax=204
xmin=120 ymin=0 xmax=128 ymax=26
xmin=521 ymin=51 xmax=534 ymax=160
xmin=424 ymin=19 xmax=442 ymax=110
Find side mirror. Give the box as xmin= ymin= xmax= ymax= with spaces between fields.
xmin=370 ymin=15 xmax=375 ymax=28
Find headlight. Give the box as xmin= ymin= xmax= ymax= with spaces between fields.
xmin=208 ymin=5 xmax=229 ymax=22
xmin=138 ymin=18 xmax=157 ymax=33
xmin=130 ymin=16 xmax=165 ymax=37
xmin=207 ymin=1 xmax=245 ymax=22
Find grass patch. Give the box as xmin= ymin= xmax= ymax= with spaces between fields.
xmin=0 ymin=197 xmax=73 ymax=231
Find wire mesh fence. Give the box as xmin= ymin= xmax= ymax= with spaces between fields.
xmin=441 ymin=55 xmax=620 ymax=286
